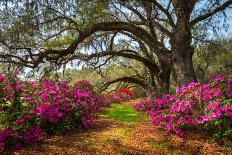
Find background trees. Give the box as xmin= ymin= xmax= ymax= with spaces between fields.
xmin=193 ymin=39 xmax=232 ymax=81
xmin=0 ymin=0 xmax=232 ymax=94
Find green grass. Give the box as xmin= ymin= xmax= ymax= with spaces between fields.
xmin=104 ymin=103 xmax=146 ymax=122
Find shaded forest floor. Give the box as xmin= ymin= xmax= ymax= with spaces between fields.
xmin=6 ymin=100 xmax=232 ymax=155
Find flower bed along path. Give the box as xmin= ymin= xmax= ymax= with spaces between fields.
xmin=7 ymin=100 xmax=232 ymax=155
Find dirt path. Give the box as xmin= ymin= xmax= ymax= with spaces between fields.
xmin=7 ymin=100 xmax=231 ymax=155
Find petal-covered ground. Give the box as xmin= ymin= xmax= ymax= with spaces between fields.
xmin=7 ymin=100 xmax=232 ymax=155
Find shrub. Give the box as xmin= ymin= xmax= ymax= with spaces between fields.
xmin=0 ymin=71 xmax=110 ymax=151
xmin=106 ymin=87 xmax=137 ymax=103
xmin=134 ymin=74 xmax=232 ymax=139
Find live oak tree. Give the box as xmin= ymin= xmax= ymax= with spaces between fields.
xmin=0 ymin=0 xmax=231 ymax=93
xmin=145 ymin=0 xmax=232 ymax=85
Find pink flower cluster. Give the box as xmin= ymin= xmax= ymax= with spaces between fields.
xmin=0 ymin=74 xmax=4 ymax=83
xmin=133 ymin=94 xmax=169 ymax=113
xmin=94 ymin=94 xmax=111 ymax=108
xmin=23 ymin=125 xmax=42 ymax=144
xmin=9 ymin=79 xmax=103 ymax=130
xmin=134 ymin=75 xmax=232 ymax=137
xmin=0 ymin=72 xmax=110 ymax=151
xmin=0 ymin=126 xmax=42 ymax=151
xmin=0 ymin=129 xmax=13 ymax=152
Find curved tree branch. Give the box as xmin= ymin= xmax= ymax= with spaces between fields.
xmin=190 ymin=0 xmax=232 ymax=26
xmin=143 ymin=0 xmax=175 ymax=27
xmin=85 ymin=49 xmax=160 ymax=75
xmin=1 ymin=21 xmax=170 ymax=68
xmin=100 ymin=76 xmax=148 ymax=92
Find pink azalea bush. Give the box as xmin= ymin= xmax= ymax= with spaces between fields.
xmin=94 ymin=94 xmax=111 ymax=108
xmin=0 ymin=71 xmax=110 ymax=151
xmin=134 ymin=74 xmax=232 ymax=139
xmin=133 ymin=94 xmax=169 ymax=113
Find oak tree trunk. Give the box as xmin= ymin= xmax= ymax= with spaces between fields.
xmin=159 ymin=60 xmax=171 ymax=94
xmin=172 ymin=0 xmax=197 ymax=86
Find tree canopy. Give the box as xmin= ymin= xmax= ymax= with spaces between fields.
xmin=0 ymin=0 xmax=232 ymax=93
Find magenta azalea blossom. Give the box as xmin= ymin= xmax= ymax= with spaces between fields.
xmin=134 ymin=74 xmax=232 ymax=137
xmin=16 ymin=119 xmax=25 ymax=125
xmin=0 ymin=74 xmax=4 ymax=83
xmin=213 ymin=89 xmax=221 ymax=97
